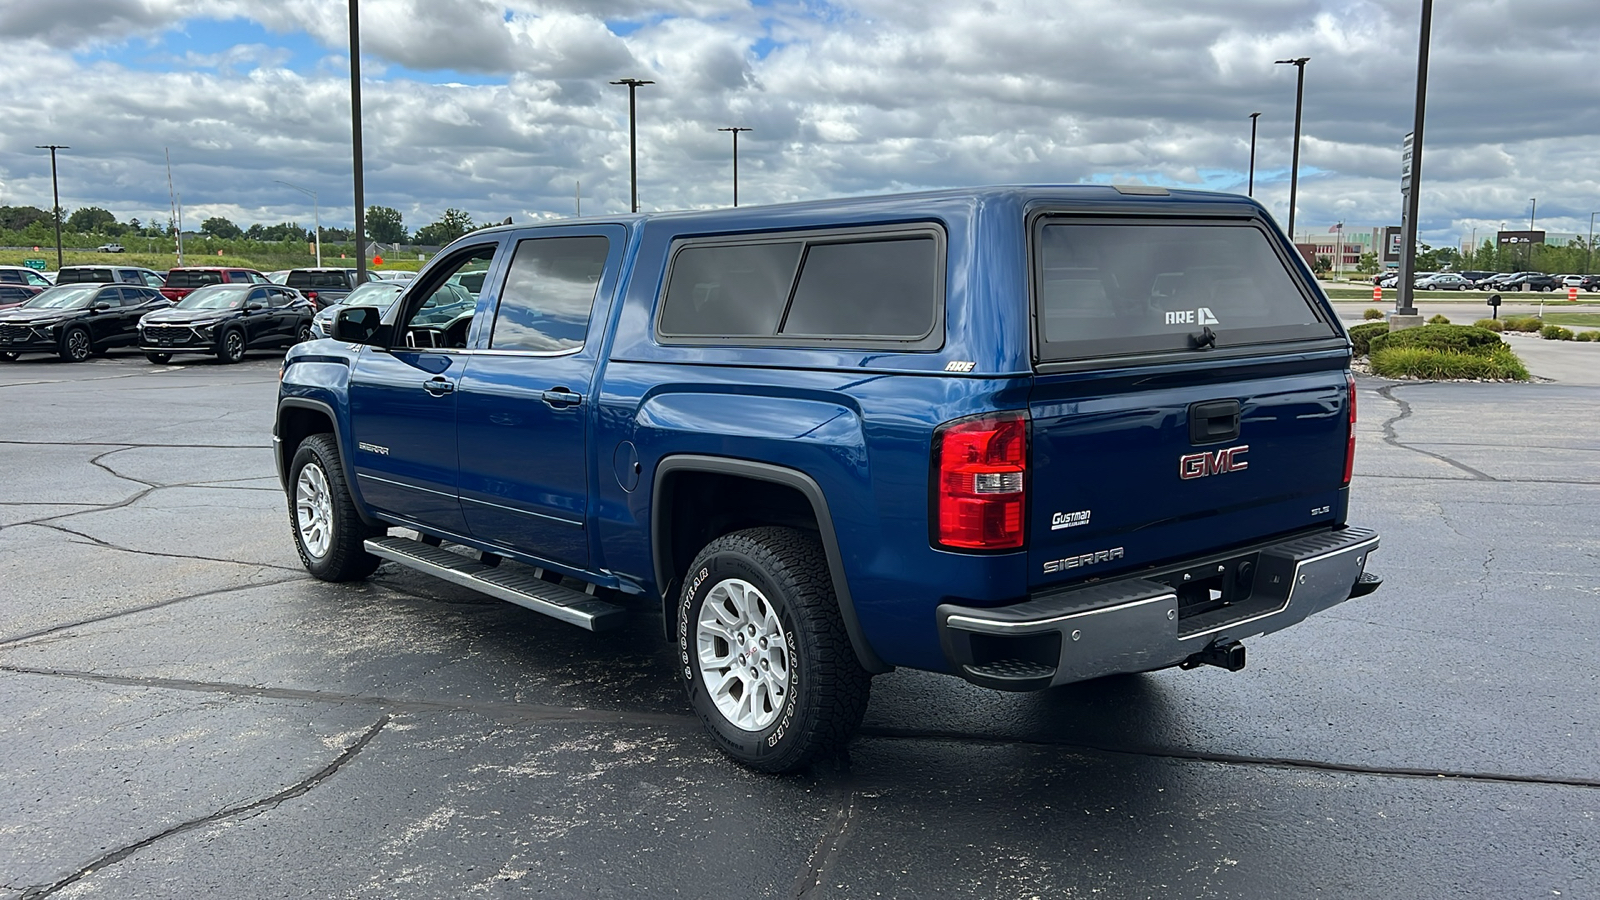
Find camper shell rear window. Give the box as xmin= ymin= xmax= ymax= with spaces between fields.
xmin=1032 ymin=217 xmax=1336 ymax=363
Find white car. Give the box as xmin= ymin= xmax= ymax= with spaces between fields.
xmin=96 ymin=243 xmax=125 ymax=253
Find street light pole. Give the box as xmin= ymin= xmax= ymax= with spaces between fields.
xmin=717 ymin=126 xmax=752 ymax=206
xmin=610 ymin=78 xmax=654 ymax=213
xmin=1274 ymin=58 xmax=1309 ymax=240
xmin=1527 ymin=198 xmax=1536 ymax=270
xmin=1394 ymin=0 xmax=1431 ymax=319
xmin=36 ymin=145 xmax=69 ymax=270
xmin=277 ymin=180 xmax=322 ymax=267
xmin=1247 ymin=112 xmax=1261 ymax=197
xmin=349 ymin=0 xmax=368 ymax=284
xmin=1588 ymin=212 xmax=1597 ymax=274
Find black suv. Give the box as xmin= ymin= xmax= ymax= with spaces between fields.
xmin=0 ymin=283 xmax=169 ymax=362
xmin=284 ymin=268 xmax=359 ymax=310
xmin=138 ymin=283 xmax=314 ymax=364
xmin=1501 ymin=272 xmax=1559 ymax=292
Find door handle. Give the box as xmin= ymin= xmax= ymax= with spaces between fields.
xmin=541 ymin=388 xmax=582 ymax=407
xmin=423 ymin=378 xmax=455 ymax=396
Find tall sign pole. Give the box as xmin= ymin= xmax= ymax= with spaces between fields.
xmin=717 ymin=126 xmax=752 ymax=206
xmin=36 ymin=145 xmax=68 ymax=270
xmin=1274 ymin=58 xmax=1309 ymax=240
xmin=1247 ymin=112 xmax=1261 ymax=197
xmin=1395 ymin=0 xmax=1433 ymax=321
xmin=610 ymin=79 xmax=654 ymax=213
xmin=349 ymin=0 xmax=368 ymax=284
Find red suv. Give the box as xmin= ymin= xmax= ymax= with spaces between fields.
xmin=161 ymin=267 xmax=270 ymax=303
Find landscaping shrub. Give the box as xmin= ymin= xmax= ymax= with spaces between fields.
xmin=1540 ymin=324 xmax=1575 ymax=341
xmin=1362 ymin=308 xmax=1385 ymax=320
xmin=1427 ymin=314 xmax=1451 ymax=325
xmin=1369 ymin=346 xmax=1529 ymax=381
xmin=1576 ymin=331 xmax=1600 ymax=342
xmin=1503 ymin=316 xmax=1544 ymax=333
xmin=1368 ymin=324 xmax=1504 ymax=356
xmin=1348 ymin=321 xmax=1389 ymax=356
xmin=1473 ymin=318 xmax=1504 ymax=332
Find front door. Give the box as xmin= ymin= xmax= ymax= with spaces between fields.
xmin=455 ymin=227 xmax=623 ymax=569
xmin=347 ymin=242 xmax=503 ymax=538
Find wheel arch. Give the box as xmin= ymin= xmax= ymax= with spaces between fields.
xmin=276 ymin=397 xmax=384 ymax=528
xmin=651 ymin=455 xmax=890 ymax=674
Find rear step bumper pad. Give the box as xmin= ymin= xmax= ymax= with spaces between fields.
xmin=937 ymin=527 xmax=1379 ymax=691
xmin=364 ymin=536 xmax=627 ymax=632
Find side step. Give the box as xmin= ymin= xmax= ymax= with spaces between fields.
xmin=364 ymin=536 xmax=627 ymax=632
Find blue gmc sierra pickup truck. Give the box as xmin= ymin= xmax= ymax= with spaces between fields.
xmin=275 ymin=185 xmax=1381 ymax=772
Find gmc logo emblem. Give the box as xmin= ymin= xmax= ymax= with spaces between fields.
xmin=1180 ymin=444 xmax=1249 ymax=480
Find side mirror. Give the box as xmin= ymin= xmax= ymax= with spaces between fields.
xmin=92 ymin=301 xmax=112 ymax=311
xmin=332 ymin=306 xmax=384 ymax=344
xmin=246 ymin=302 xmax=265 ymax=312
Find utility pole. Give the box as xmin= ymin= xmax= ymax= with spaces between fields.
xmin=1588 ymin=212 xmax=1597 ymax=274
xmin=349 ymin=0 xmax=368 ymax=283
xmin=1394 ymin=0 xmax=1432 ymax=321
xmin=717 ymin=126 xmax=752 ymax=206
xmin=35 ymin=145 xmax=68 ymax=270
xmin=1527 ymin=198 xmax=1537 ymax=270
xmin=610 ymin=78 xmax=654 ymax=213
xmin=1247 ymin=112 xmax=1261 ymax=197
xmin=1274 ymin=57 xmax=1309 ymax=240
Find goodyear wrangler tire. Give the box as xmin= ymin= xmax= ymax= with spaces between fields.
xmin=678 ymin=527 xmax=871 ymax=773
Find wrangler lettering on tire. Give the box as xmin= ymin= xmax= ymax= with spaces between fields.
xmin=678 ymin=527 xmax=871 ymax=773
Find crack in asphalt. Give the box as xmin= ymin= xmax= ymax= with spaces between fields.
xmin=1373 ymin=383 xmax=1498 ymax=481
xmin=26 ymin=521 xmax=303 ymax=572
xmin=0 ymin=576 xmax=303 ymax=647
xmin=16 ymin=715 xmax=391 ymax=900
xmin=791 ymin=766 xmax=859 ymax=899
xmin=5 ymin=662 xmax=1598 ymax=794
xmin=1355 ymin=474 xmax=1600 ymax=485
xmin=0 ymin=440 xmax=265 ymax=449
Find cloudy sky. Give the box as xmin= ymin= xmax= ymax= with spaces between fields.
xmin=0 ymin=0 xmax=1596 ymax=247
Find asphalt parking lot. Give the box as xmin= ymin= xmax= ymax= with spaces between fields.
xmin=2 ymin=350 xmax=1597 ymax=899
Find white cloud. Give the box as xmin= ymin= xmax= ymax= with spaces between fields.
xmin=0 ymin=0 xmax=1597 ymax=247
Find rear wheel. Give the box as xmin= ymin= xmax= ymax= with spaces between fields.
xmin=145 ymin=352 xmax=172 ymax=364
xmin=218 ymin=328 xmax=246 ymax=364
xmin=678 ymin=527 xmax=871 ymax=773
xmin=287 ymin=434 xmax=383 ymax=581
xmin=59 ymin=327 xmax=92 ymax=362
xmin=296 ymin=322 xmax=313 ymax=343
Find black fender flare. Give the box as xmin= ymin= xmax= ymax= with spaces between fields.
xmin=274 ymin=396 xmax=385 ymax=529
xmin=651 ymin=455 xmax=890 ymax=674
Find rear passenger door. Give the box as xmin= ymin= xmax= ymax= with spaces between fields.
xmin=454 ymin=226 xmax=623 ymax=569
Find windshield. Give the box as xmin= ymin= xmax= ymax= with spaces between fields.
xmin=22 ymin=286 xmax=100 ymax=309
xmin=55 ymin=268 xmax=114 ymax=284
xmin=334 ymin=282 xmax=403 ymax=308
xmin=176 ymin=285 xmax=252 ymax=310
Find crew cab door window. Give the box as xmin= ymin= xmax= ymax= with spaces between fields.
xmin=393 ymin=245 xmax=497 ymax=350
xmin=488 ymin=236 xmax=610 ymax=352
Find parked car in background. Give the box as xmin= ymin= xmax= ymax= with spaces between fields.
xmin=54 ymin=265 xmax=167 ymax=288
xmin=284 ymin=268 xmax=360 ymax=310
xmin=266 ymin=270 xmax=291 ymax=284
xmin=1501 ymin=272 xmax=1559 ymax=292
xmin=1476 ymin=272 xmax=1515 ymax=291
xmin=0 ymin=283 xmax=168 ymax=362
xmin=1559 ymin=274 xmax=1590 ymax=290
xmin=160 ymin=267 xmax=271 ymax=303
xmin=138 ymin=283 xmax=314 ymax=364
xmin=0 ymin=285 xmax=46 ymax=310
xmin=96 ymin=243 xmax=125 ymax=253
xmin=1416 ymin=273 xmax=1472 ymax=291
xmin=308 ymin=280 xmax=403 ymax=339
xmin=1458 ymin=270 xmax=1496 ymax=287
xmin=1375 ymin=271 xmax=1399 ymax=288
xmin=1574 ymin=274 xmax=1600 ymax=292
xmin=370 ymin=270 xmax=418 ymax=283
xmin=0 ymin=266 xmax=55 ymax=288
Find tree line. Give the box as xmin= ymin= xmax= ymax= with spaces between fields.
xmin=0 ymin=203 xmax=495 ymax=249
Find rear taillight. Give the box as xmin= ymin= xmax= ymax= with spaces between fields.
xmin=934 ymin=410 xmax=1028 ymax=550
xmin=1343 ymin=372 xmax=1357 ymax=486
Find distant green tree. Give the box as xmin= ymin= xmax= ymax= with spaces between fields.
xmin=246 ymin=222 xmax=309 ymax=242
xmin=1312 ymin=255 xmax=1332 ymax=275
xmin=413 ymin=208 xmax=475 ymax=247
xmin=1357 ymin=252 xmax=1379 ymax=275
xmin=66 ymin=206 xmax=116 ymax=233
xmin=366 ymin=205 xmax=407 ymax=243
xmin=320 ymin=226 xmax=355 ymax=242
xmin=0 ymin=205 xmax=53 ymax=231
xmin=201 ymin=216 xmax=243 ymax=240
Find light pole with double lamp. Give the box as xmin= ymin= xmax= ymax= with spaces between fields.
xmin=276 ymin=180 xmax=322 ymax=267
xmin=717 ymin=126 xmax=752 ymax=207
xmin=611 ymin=78 xmax=654 ymax=213
xmin=1274 ymin=57 xmax=1309 ymax=241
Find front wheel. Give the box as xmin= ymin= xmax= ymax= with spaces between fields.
xmin=145 ymin=352 xmax=172 ymax=364
xmin=287 ymin=434 xmax=382 ymax=581
xmin=296 ymin=322 xmax=313 ymax=343
xmin=218 ymin=328 xmax=246 ymax=364
xmin=59 ymin=327 xmax=92 ymax=362
xmin=679 ymin=527 xmax=871 ymax=773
